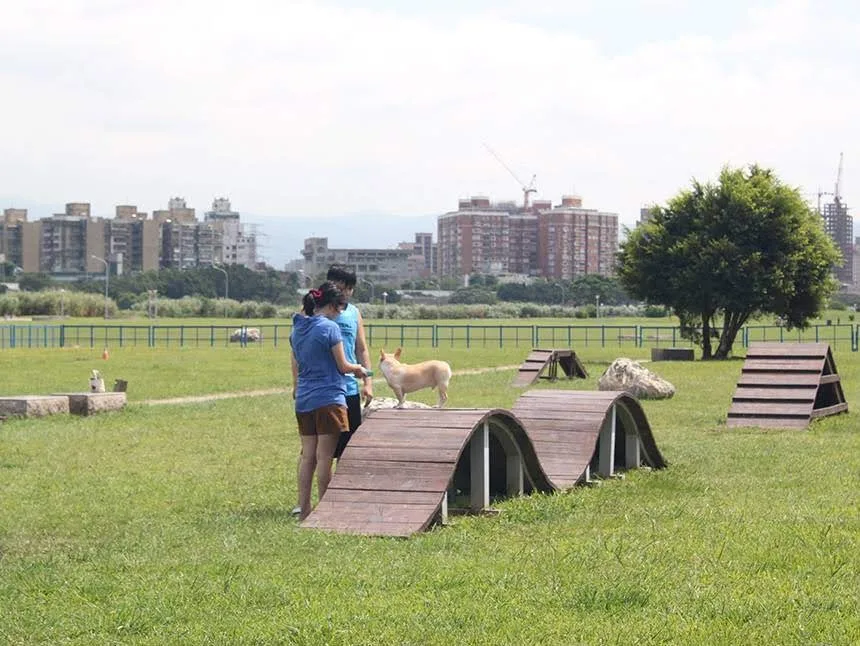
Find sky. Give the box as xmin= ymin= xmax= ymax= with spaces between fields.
xmin=2 ymin=0 xmax=859 ymax=266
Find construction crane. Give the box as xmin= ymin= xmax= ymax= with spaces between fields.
xmin=815 ymin=186 xmax=834 ymax=214
xmin=483 ymin=143 xmax=537 ymax=209
xmin=834 ymin=152 xmax=844 ymax=205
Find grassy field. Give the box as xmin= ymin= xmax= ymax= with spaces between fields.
xmin=1 ymin=343 xmax=858 ymax=644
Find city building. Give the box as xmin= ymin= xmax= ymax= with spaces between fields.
xmin=1 ymin=208 xmax=39 ymax=273
xmin=203 ymin=197 xmax=257 ymax=268
xmin=639 ymin=206 xmax=656 ymax=226
xmin=301 ymin=237 xmax=414 ymax=283
xmin=820 ymin=199 xmax=854 ymax=286
xmin=437 ymin=194 xmax=619 ymax=280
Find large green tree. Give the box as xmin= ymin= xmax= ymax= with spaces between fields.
xmin=617 ymin=165 xmax=841 ymax=359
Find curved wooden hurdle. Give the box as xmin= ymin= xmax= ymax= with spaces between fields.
xmin=302 ymin=409 xmax=553 ymax=537
xmin=511 ymin=349 xmax=588 ymax=387
xmin=302 ymin=391 xmax=666 ymax=537
xmin=727 ymin=342 xmax=848 ymax=429
xmin=511 ymin=390 xmax=667 ymax=489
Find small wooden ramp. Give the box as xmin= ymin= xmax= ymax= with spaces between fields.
xmin=727 ymin=342 xmax=848 ymax=429
xmin=511 ymin=390 xmax=667 ymax=489
xmin=511 ymin=348 xmax=588 ymax=387
xmin=303 ymin=391 xmax=666 ymax=537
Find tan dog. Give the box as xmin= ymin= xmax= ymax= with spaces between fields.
xmin=379 ymin=348 xmax=452 ymax=408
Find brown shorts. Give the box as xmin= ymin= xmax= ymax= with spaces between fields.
xmin=296 ymin=404 xmax=349 ymax=436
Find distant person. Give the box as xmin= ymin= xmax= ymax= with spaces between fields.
xmin=290 ymin=282 xmax=368 ymax=521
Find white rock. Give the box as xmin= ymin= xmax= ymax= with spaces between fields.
xmin=598 ymin=358 xmax=675 ymax=400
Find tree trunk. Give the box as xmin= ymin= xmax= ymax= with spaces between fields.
xmin=701 ymin=314 xmax=713 ymax=359
xmin=714 ymin=309 xmax=750 ymax=359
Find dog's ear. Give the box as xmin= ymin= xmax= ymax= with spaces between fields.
xmin=380 ymin=348 xmax=386 ymax=361
xmin=394 ymin=347 xmax=402 ymax=359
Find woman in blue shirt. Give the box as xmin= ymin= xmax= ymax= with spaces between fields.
xmin=290 ymin=281 xmax=368 ymax=520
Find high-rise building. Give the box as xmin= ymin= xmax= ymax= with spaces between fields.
xmin=437 ymin=195 xmax=618 ymax=279
xmin=821 ymin=199 xmax=854 ymax=285
xmin=203 ymin=197 xmax=257 ymax=268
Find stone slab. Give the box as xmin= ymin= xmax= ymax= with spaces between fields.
xmin=52 ymin=392 xmax=127 ymax=416
xmin=0 ymin=395 xmax=70 ymax=418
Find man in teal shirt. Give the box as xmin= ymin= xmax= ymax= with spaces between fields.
xmin=325 ymin=264 xmax=374 ymax=459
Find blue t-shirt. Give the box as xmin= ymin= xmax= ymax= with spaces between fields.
xmin=334 ymin=303 xmax=360 ymax=396
xmin=290 ymin=313 xmax=346 ymax=413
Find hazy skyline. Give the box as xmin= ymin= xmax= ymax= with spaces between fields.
xmin=2 ymin=0 xmax=858 ymax=245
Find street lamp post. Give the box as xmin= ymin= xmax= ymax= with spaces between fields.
xmin=90 ymin=255 xmax=109 ymax=319
xmin=213 ymin=264 xmax=228 ymax=317
xmin=595 ymin=295 xmax=600 ymax=318
xmin=382 ymin=291 xmax=388 ymax=318
xmin=59 ymin=289 xmax=65 ymax=318
xmin=557 ymin=282 xmax=566 ymax=307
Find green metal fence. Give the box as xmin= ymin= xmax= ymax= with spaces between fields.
xmin=2 ymin=323 xmax=857 ymax=351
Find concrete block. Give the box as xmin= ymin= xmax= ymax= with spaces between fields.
xmin=651 ymin=347 xmax=695 ymax=361
xmin=0 ymin=395 xmax=70 ymax=418
xmin=53 ymin=392 xmax=127 ymax=416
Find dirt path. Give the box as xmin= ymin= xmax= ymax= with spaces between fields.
xmin=142 ymin=364 xmax=521 ymax=406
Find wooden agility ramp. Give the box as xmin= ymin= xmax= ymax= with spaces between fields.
xmin=511 ymin=348 xmax=588 ymax=387
xmin=302 ymin=391 xmax=666 ymax=537
xmin=726 ymin=342 xmax=848 ymax=429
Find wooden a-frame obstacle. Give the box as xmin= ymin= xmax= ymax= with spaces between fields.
xmin=511 ymin=348 xmax=588 ymax=387
xmin=726 ymin=342 xmax=848 ymax=429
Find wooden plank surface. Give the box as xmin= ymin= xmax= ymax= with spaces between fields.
xmin=728 ymin=402 xmax=812 ymax=416
xmin=741 ymin=359 xmax=824 ymax=372
xmin=726 ymin=416 xmax=810 ymax=429
xmin=732 ymin=387 xmax=817 ymax=401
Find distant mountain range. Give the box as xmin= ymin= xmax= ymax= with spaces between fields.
xmin=247 ymin=214 xmax=439 ymax=269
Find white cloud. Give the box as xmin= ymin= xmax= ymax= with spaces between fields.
xmin=0 ymin=0 xmax=858 ymax=233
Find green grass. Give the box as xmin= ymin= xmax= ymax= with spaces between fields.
xmin=1 ymin=345 xmax=858 ymax=644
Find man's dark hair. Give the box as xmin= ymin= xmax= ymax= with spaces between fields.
xmin=326 ymin=264 xmax=357 ymax=289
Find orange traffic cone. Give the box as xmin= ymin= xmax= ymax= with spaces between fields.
xmin=102 ymin=348 xmax=110 ymax=360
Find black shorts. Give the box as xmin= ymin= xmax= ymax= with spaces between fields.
xmin=334 ymin=394 xmax=363 ymax=459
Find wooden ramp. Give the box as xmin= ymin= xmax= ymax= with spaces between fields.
xmin=726 ymin=342 xmax=848 ymax=429
xmin=302 ymin=409 xmax=553 ymax=537
xmin=511 ymin=348 xmax=588 ymax=387
xmin=303 ymin=391 xmax=666 ymax=537
xmin=511 ymin=390 xmax=667 ymax=489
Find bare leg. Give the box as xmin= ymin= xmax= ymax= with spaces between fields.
xmin=292 ymin=452 xmax=302 ymax=511
xmin=315 ymin=433 xmax=341 ymax=500
xmin=298 ymin=435 xmax=318 ymax=521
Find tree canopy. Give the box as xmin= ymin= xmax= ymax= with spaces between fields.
xmin=617 ymin=165 xmax=841 ymax=359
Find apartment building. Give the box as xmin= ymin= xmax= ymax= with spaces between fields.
xmin=301 ymin=237 xmax=416 ymax=283
xmin=1 ymin=197 xmax=238 ymax=276
xmin=821 ymin=199 xmax=854 ymax=286
xmin=203 ymin=197 xmax=257 ymax=268
xmin=437 ymin=194 xmax=618 ymax=279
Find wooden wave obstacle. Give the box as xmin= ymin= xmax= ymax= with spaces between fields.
xmin=511 ymin=348 xmax=588 ymax=387
xmin=726 ymin=342 xmax=848 ymax=429
xmin=302 ymin=390 xmax=667 ymax=537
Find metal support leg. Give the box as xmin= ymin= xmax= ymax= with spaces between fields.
xmin=470 ymin=420 xmax=489 ymax=511
xmin=597 ymin=404 xmax=617 ymax=477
